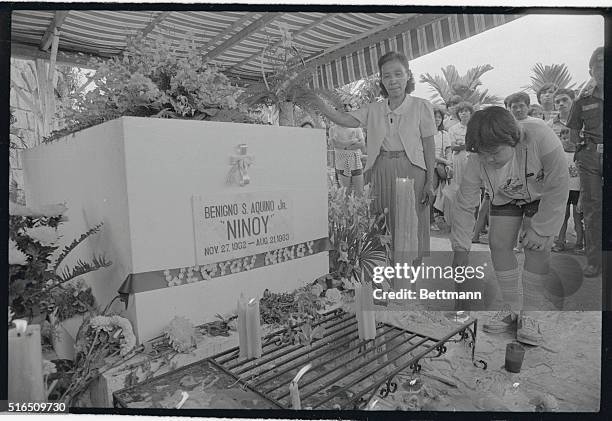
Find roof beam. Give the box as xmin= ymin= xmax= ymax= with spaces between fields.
xmin=204 ymin=12 xmax=282 ymax=62
xmin=139 ymin=11 xmax=172 ymax=38
xmin=201 ymin=13 xmax=253 ymax=52
xmin=12 ymin=42 xmax=98 ymax=69
xmin=300 ymin=14 xmax=447 ymax=75
xmin=40 ymin=11 xmax=70 ymax=51
xmin=226 ymin=13 xmax=336 ymax=72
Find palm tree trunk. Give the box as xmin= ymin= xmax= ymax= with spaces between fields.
xmin=278 ymin=101 xmax=295 ymax=127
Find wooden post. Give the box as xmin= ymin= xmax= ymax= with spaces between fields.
xmin=8 ymin=324 xmax=46 ymax=402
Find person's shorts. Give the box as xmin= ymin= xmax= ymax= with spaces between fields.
xmin=336 ymin=168 xmax=363 ymax=177
xmin=567 ymin=190 xmax=580 ymax=206
xmin=490 ymin=200 xmax=540 ymax=218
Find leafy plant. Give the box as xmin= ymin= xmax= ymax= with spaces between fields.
xmin=328 ymin=184 xmax=391 ymax=284
xmin=419 ymin=64 xmax=502 ymax=107
xmin=52 ymin=33 xmax=250 ymax=141
xmin=240 ymin=24 xmax=341 ymax=126
xmin=8 ymin=202 xmax=111 ymax=324
xmin=522 ymin=63 xmax=585 ymax=95
xmin=295 ymin=322 xmax=325 ymax=346
xmin=48 ymin=280 xmax=96 ymax=323
xmin=335 ymin=75 xmax=382 ymax=109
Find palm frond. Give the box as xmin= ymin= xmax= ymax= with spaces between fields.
xmin=51 ymin=222 xmax=104 ymax=272
xmin=470 ymin=88 xmax=502 ymax=106
xmin=440 ymin=65 xmax=461 ymax=88
xmin=462 ymin=64 xmax=494 ymax=90
xmin=57 ymin=255 xmax=112 ymax=284
xmin=522 ymin=63 xmax=576 ymax=93
xmin=419 ymin=73 xmax=450 ymax=103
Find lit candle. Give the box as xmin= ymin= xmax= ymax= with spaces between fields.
xmin=237 ymin=294 xmax=248 ymax=358
xmin=8 ymin=324 xmax=45 ymax=401
xmin=246 ymin=297 xmax=262 ymax=358
xmin=13 ymin=319 xmax=28 ymax=334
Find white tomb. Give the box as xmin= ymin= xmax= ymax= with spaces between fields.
xmin=23 ymin=117 xmax=329 ymax=341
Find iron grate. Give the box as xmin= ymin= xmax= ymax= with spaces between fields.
xmin=209 ymin=309 xmax=487 ymax=410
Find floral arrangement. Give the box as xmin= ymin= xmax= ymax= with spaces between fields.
xmin=54 ymin=314 xmax=137 ymax=404
xmin=8 ymin=202 xmax=111 ymax=325
xmin=53 ymin=33 xmax=252 ymax=140
xmin=162 ymin=316 xmax=197 ymax=353
xmin=328 ymin=184 xmax=391 ymax=284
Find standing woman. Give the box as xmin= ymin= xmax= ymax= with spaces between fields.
xmin=306 ymin=51 xmax=437 ymax=262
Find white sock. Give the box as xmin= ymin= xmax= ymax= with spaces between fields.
xmin=495 ymin=268 xmax=520 ymax=312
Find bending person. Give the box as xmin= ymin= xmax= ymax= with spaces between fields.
xmin=451 ymin=107 xmax=568 ymax=346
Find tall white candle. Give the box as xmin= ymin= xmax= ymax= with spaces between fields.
xmin=8 ymin=324 xmax=45 ymax=402
xmin=362 ymin=283 xmax=376 ymax=340
xmin=237 ymin=294 xmax=248 ymax=358
xmin=289 ymin=381 xmax=301 ymax=409
xmin=354 ymin=284 xmax=365 ymax=340
xmin=246 ymin=298 xmax=262 ymax=358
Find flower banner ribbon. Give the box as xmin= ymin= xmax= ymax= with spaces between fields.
xmin=227 ymin=144 xmax=254 ymax=187
xmin=117 ymin=237 xmax=330 ymax=306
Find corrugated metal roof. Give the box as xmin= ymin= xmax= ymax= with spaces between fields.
xmin=11 ymin=10 xmax=522 ymax=89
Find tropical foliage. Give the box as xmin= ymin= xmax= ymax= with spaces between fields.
xmin=335 ymin=75 xmax=381 ymax=109
xmin=419 ymin=64 xmax=502 ymax=106
xmin=240 ymin=24 xmax=341 ymax=126
xmin=8 ymin=202 xmax=111 ymax=324
xmin=328 ymin=184 xmax=391 ymax=284
xmin=522 ymin=63 xmax=585 ymax=94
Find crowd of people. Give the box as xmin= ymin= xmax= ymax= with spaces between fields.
xmin=309 ymin=45 xmax=603 ymax=349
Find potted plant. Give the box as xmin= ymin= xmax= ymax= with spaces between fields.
xmin=240 ymin=24 xmax=341 ymax=126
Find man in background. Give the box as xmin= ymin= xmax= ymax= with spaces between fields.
xmin=567 ymin=46 xmax=604 ymax=277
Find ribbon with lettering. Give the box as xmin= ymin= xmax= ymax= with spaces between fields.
xmin=118 ymin=237 xmax=330 ymax=304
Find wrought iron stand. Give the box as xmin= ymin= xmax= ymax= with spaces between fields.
xmin=209 ymin=309 xmax=487 ymax=409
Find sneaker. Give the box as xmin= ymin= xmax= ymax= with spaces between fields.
xmin=516 ymin=313 xmax=543 ymax=346
xmin=430 ymin=223 xmax=440 ymax=231
xmin=482 ymin=307 xmax=518 ymax=334
xmin=574 ymin=244 xmax=585 ymax=255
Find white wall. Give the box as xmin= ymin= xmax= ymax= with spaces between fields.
xmin=24 ymin=117 xmax=329 ymax=341
xmin=122 ymin=117 xmax=328 ymax=272
xmin=23 ymin=119 xmax=133 ymax=309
